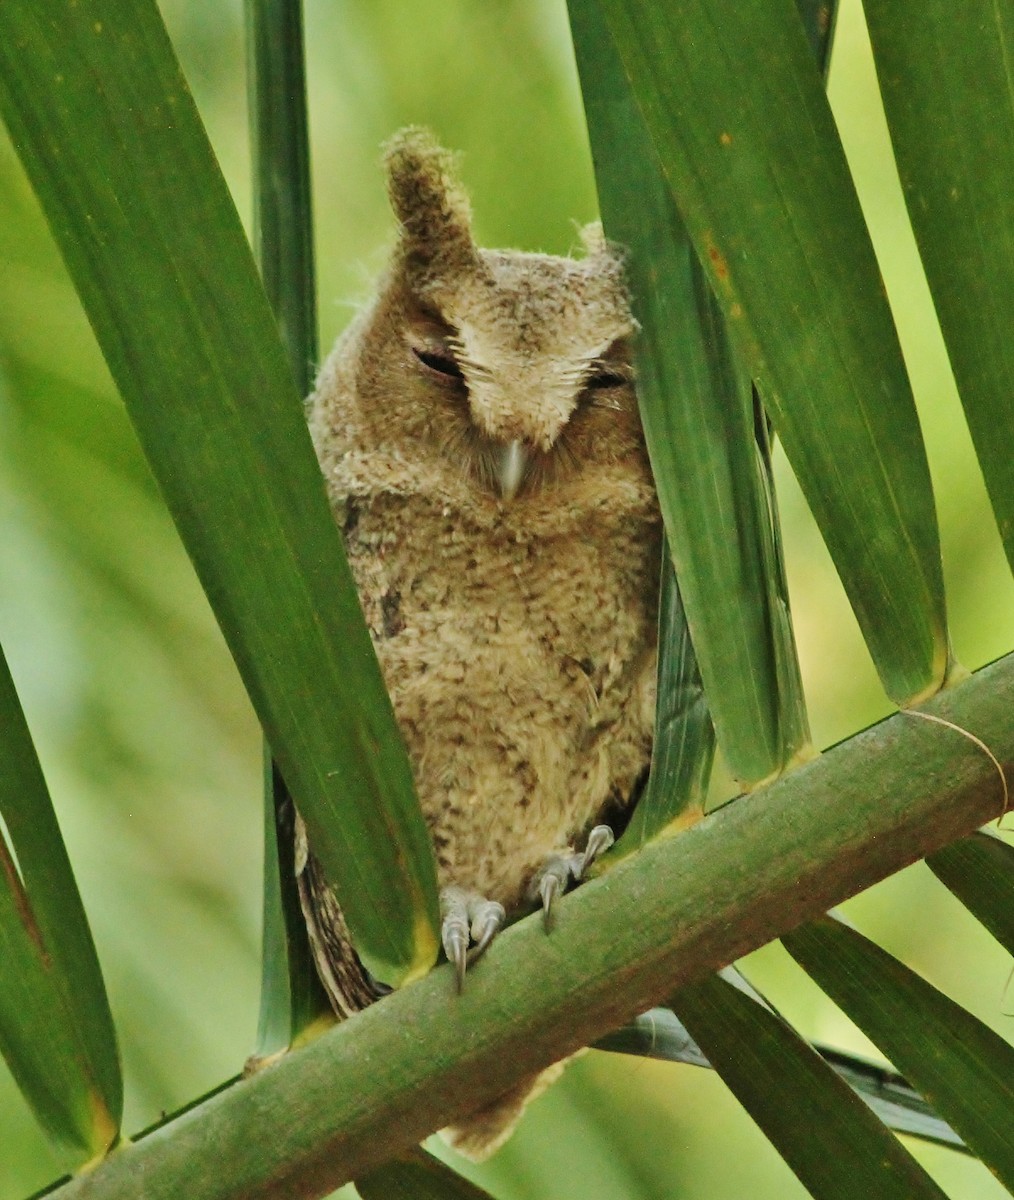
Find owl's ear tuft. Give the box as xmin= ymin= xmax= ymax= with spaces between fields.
xmin=384 ymin=127 xmax=479 ymax=276
xmin=578 ymin=222 xmax=630 ymax=315
xmin=579 ymin=222 xmax=626 ymax=275
xmin=578 ymin=221 xmax=607 ymax=258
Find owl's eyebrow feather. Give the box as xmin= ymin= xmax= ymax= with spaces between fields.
xmin=448 ymin=337 xmax=492 ymax=384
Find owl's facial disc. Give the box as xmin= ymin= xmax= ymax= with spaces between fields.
xmin=403 ymin=310 xmax=636 ymax=502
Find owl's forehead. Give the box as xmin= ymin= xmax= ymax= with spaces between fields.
xmin=440 ymin=249 xmax=632 ymax=361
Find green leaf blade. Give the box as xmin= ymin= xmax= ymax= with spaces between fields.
xmin=794 ymin=0 xmax=839 ymax=74
xmin=0 ymin=0 xmax=440 ymax=987
xmin=612 ymin=543 xmax=716 ymax=853
xmin=863 ymin=0 xmax=1014 ymax=575
xmin=670 ymin=973 xmax=948 ymax=1200
xmin=244 ymin=0 xmax=317 ymax=396
xmin=0 ymin=646 xmax=120 ymax=1159
xmin=244 ymin=0 xmax=334 ymax=1054
xmin=588 ymin=0 xmax=951 ymax=706
xmin=571 ymin=0 xmax=810 ymax=787
xmin=927 ymin=830 xmax=1014 ymax=957
xmin=784 ymin=914 xmax=1014 ymax=1189
xmin=597 ymin=1006 xmax=968 ymax=1151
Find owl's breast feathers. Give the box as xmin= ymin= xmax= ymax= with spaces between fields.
xmin=326 ymin=442 xmax=661 ymax=908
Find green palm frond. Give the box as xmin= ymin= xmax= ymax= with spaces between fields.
xmin=0 ymin=0 xmax=439 ymax=992
xmin=1 ymin=1 xmax=1012 ymax=1199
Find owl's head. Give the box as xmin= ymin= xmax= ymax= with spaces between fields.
xmin=347 ymin=128 xmax=647 ymax=504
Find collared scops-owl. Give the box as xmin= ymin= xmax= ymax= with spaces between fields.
xmin=295 ymin=128 xmax=661 ymax=1160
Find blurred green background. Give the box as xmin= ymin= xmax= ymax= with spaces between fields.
xmin=1 ymin=1 xmax=1011 ymax=1197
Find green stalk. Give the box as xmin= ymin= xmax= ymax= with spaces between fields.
xmin=39 ymin=654 xmax=1014 ymax=1199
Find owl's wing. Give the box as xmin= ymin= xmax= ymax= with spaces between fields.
xmin=293 ymin=809 xmax=386 ymax=1018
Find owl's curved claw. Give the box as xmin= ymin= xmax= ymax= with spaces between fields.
xmin=441 ymin=900 xmax=471 ymax=993
xmin=577 ymin=824 xmax=615 ymax=878
xmin=440 ymin=887 xmax=505 ymax=991
xmin=469 ymin=900 xmax=506 ymax=963
xmin=537 ymin=860 xmax=570 ymax=929
xmin=530 ymin=824 xmax=617 ymax=929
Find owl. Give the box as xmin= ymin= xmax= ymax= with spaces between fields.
xmin=296 ymin=128 xmax=661 ymax=1159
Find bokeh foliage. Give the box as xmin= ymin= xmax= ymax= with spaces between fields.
xmin=0 ymin=1 xmax=1012 ymax=1198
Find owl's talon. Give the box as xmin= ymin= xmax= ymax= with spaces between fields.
xmin=452 ymin=940 xmax=468 ymax=992
xmin=468 ymin=900 xmax=506 ymax=964
xmin=440 ymin=887 xmax=505 ymax=990
xmin=537 ymin=860 xmax=570 ymax=928
xmin=440 ymin=887 xmax=471 ymax=992
xmin=577 ymin=824 xmax=615 ymax=878
xmin=443 ymin=921 xmax=470 ymax=993
xmin=539 ymin=872 xmax=560 ymax=928
xmin=530 ymin=824 xmax=616 ymax=928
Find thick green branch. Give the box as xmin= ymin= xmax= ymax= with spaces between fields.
xmin=57 ymin=655 xmax=1012 ymax=1200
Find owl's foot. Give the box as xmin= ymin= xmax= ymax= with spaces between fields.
xmin=529 ymin=824 xmax=615 ymax=929
xmin=440 ymin=886 xmax=506 ymax=992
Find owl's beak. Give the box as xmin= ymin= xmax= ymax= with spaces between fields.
xmin=497 ymin=440 xmax=529 ymax=501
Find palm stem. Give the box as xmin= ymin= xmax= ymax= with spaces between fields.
xmin=40 ymin=652 xmax=1013 ymax=1200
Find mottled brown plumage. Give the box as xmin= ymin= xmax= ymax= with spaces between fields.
xmin=296 ymin=128 xmax=661 ymax=1158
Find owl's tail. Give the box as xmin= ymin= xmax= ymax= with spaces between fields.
xmin=440 ymin=1059 xmax=572 ymax=1162
xmin=293 ymin=809 xmax=388 ymax=1016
